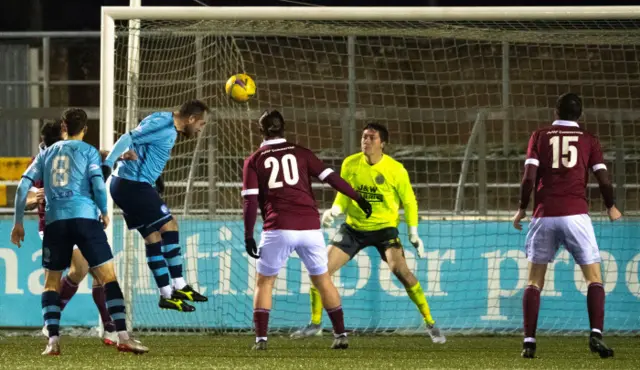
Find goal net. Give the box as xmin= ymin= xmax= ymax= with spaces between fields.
xmin=103 ymin=7 xmax=640 ymax=335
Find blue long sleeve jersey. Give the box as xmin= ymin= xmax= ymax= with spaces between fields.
xmin=104 ymin=112 xmax=177 ymax=185
xmin=14 ymin=140 xmax=107 ymax=225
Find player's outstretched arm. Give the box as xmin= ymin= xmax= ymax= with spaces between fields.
xmin=308 ymin=153 xmax=372 ymax=219
xmin=102 ymin=133 xmax=134 ymax=178
xmin=323 ymin=172 xmax=372 ymax=218
xmin=322 ymin=160 xmax=353 ymax=227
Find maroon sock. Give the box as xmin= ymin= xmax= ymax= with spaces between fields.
xmin=523 ymin=285 xmax=541 ymax=338
xmin=327 ymin=306 xmax=346 ymax=337
xmin=59 ymin=276 xmax=79 ymax=310
xmin=92 ymin=285 xmax=115 ymax=332
xmin=587 ymin=283 xmax=605 ymax=333
xmin=253 ymin=308 xmax=270 ymax=339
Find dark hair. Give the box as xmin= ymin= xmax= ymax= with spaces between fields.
xmin=40 ymin=120 xmax=63 ymax=147
xmin=178 ymin=99 xmax=209 ymax=118
xmin=259 ymin=109 xmax=285 ymax=137
xmin=362 ymin=122 xmax=389 ymax=143
xmin=556 ymin=93 xmax=582 ymax=121
xmin=61 ymin=108 xmax=88 ymax=136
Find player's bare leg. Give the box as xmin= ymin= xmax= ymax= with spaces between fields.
xmin=160 ymin=219 xmax=207 ymax=303
xmin=522 ymin=262 xmax=547 ymax=358
xmin=142 ymin=228 xmax=195 ymax=312
xmin=252 ymin=273 xmax=277 ymax=350
xmin=41 ymin=269 xmax=63 ymax=356
xmin=385 ymin=247 xmax=445 ymax=344
xmin=581 ymin=262 xmax=613 ymax=358
xmin=291 ymin=245 xmax=350 ymax=339
xmin=309 ymin=272 xmax=348 ymax=349
xmin=91 ymin=261 xmax=149 ymax=354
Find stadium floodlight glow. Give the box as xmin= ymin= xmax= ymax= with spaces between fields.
xmin=100 ymin=5 xmax=640 ymax=333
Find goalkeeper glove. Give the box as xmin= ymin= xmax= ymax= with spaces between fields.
xmin=322 ymin=206 xmax=342 ymax=228
xmin=245 ymin=238 xmax=259 ymax=259
xmin=408 ymin=226 xmax=425 ymax=258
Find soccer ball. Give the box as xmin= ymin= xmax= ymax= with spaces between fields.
xmin=225 ymin=73 xmax=256 ymax=103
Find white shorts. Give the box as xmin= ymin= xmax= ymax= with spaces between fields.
xmin=257 ymin=229 xmax=328 ymax=277
xmin=39 ymin=231 xmax=79 ymax=250
xmin=525 ymin=214 xmax=601 ymax=265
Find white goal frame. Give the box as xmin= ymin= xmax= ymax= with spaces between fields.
xmin=99 ymin=3 xmax=640 ymax=238
xmin=99 ymin=5 xmax=640 ymax=331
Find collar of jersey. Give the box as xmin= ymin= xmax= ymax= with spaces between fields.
xmin=552 ymin=120 xmax=579 ymax=127
xmin=261 ymin=138 xmax=286 ymax=147
xmin=360 ymin=152 xmax=385 ymax=166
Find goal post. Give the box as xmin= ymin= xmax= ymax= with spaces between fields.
xmin=100 ymin=6 xmax=640 ymax=334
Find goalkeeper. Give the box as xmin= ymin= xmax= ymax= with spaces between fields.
xmin=291 ymin=123 xmax=446 ymax=343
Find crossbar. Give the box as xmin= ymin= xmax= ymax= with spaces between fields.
xmin=102 ymin=6 xmax=640 ymax=21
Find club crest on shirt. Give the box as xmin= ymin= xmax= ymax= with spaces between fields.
xmin=375 ymin=174 xmax=385 ymax=185
xmin=160 ymin=205 xmax=169 ymax=214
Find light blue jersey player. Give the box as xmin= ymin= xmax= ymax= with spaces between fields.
xmin=103 ymin=100 xmax=209 ymax=312
xmin=10 ymin=108 xmax=148 ymax=356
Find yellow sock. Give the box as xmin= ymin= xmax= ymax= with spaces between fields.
xmin=406 ymin=282 xmax=435 ymax=326
xmin=310 ymin=286 xmax=323 ymax=325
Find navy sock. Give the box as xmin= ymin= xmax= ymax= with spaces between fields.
xmin=104 ymin=281 xmax=127 ymax=332
xmin=161 ymin=231 xmax=183 ymax=279
xmin=42 ymin=290 xmax=61 ymax=337
xmin=146 ymin=241 xmax=170 ymax=288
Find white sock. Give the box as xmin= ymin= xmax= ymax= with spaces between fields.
xmin=173 ymin=277 xmax=187 ymax=290
xmin=159 ymin=285 xmax=173 ymax=298
xmin=256 ymin=336 xmax=267 ymax=343
xmin=48 ymin=335 xmax=59 ymax=345
xmin=524 ymin=337 xmax=536 ymax=343
xmin=117 ymin=331 xmax=129 ymax=341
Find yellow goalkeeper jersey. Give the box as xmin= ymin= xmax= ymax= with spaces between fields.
xmin=332 ymin=152 xmax=418 ymax=232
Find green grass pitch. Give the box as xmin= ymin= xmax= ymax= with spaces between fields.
xmin=1 ymin=334 xmax=639 ymax=369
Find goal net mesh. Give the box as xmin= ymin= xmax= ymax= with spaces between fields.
xmin=111 ymin=18 xmax=640 ymax=334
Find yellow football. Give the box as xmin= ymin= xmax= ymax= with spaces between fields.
xmin=225 ymin=73 xmax=256 ymax=103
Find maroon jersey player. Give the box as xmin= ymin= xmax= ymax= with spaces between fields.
xmin=513 ymin=93 xmax=621 ymax=359
xmin=242 ymin=110 xmax=372 ymax=351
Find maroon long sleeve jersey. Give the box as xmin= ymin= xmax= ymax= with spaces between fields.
xmin=523 ymin=120 xmax=606 ymax=218
xmin=242 ymin=138 xmax=359 ymax=239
